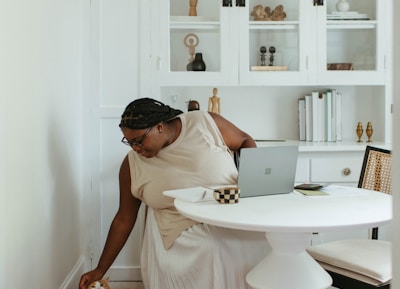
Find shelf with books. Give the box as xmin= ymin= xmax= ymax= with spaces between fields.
xmin=298 ymin=89 xmax=342 ymax=143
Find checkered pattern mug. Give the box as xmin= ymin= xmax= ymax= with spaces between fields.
xmin=213 ymin=187 xmax=240 ymax=204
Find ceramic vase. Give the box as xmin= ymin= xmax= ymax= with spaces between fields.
xmin=192 ymin=53 xmax=206 ymax=71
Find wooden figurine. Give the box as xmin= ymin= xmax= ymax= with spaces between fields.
xmin=208 ymin=87 xmax=220 ymax=114
xmin=189 ymin=0 xmax=198 ymax=16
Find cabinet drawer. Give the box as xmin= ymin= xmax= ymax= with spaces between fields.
xmin=311 ymin=156 xmax=363 ymax=183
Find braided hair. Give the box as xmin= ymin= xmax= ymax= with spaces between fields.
xmin=119 ymin=98 xmax=183 ymax=129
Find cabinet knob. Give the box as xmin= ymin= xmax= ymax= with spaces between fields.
xmin=343 ymin=168 xmax=351 ymax=176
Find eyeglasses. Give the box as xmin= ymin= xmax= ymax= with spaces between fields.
xmin=121 ymin=127 xmax=152 ymax=147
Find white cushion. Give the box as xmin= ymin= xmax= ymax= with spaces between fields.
xmin=307 ymin=239 xmax=391 ymax=284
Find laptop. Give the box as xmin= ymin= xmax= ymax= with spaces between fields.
xmin=237 ymin=145 xmax=298 ymax=197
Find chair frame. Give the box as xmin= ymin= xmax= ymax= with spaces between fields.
xmin=325 ymin=145 xmax=392 ymax=289
xmin=359 ymin=146 xmax=392 ymax=240
xmin=328 ymin=271 xmax=390 ymax=289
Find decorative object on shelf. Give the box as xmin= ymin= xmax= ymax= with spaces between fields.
xmin=188 ymin=0 xmax=198 ymax=16
xmin=208 ymin=87 xmax=220 ymax=114
xmin=192 ymin=52 xmax=206 ymax=71
xmin=327 ymin=63 xmax=353 ymax=70
xmin=251 ymin=46 xmax=287 ymax=71
xmin=222 ymin=0 xmax=232 ymax=7
xmin=260 ymin=46 xmax=267 ymax=66
xmin=269 ymin=46 xmax=276 ymax=66
xmin=251 ymin=4 xmax=286 ymax=21
xmin=366 ymin=122 xmax=373 ymax=142
xmin=251 ymin=65 xmax=287 ymax=71
xmin=327 ymin=11 xmax=369 ymax=20
xmin=356 ymin=122 xmax=363 ymax=142
xmin=184 ymin=33 xmax=199 ymax=71
xmin=187 ymin=99 xmax=200 ymax=111
xmin=336 ymin=0 xmax=350 ymax=12
xmin=251 ymin=5 xmax=267 ymax=20
xmin=236 ymin=0 xmax=245 ymax=7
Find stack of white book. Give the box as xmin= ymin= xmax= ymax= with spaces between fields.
xmin=327 ymin=11 xmax=369 ymax=20
xmin=298 ymin=89 xmax=342 ymax=142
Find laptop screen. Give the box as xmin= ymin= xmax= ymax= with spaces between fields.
xmin=238 ymin=145 xmax=298 ymax=198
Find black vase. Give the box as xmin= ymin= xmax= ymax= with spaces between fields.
xmin=192 ymin=53 xmax=206 ymax=71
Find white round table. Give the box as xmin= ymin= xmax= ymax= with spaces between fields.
xmin=174 ymin=186 xmax=392 ymax=289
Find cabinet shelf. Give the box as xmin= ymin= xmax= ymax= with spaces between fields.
xmin=170 ymin=16 xmax=220 ymax=30
xmin=249 ymin=21 xmax=299 ymax=30
xmin=170 ymin=22 xmax=220 ymax=30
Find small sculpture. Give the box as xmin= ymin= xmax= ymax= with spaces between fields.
xmin=269 ymin=5 xmax=286 ymax=21
xmin=251 ymin=5 xmax=267 ymax=20
xmin=356 ymin=122 xmax=363 ymax=142
xmin=269 ymin=46 xmax=276 ymax=66
xmin=366 ymin=122 xmax=373 ymax=142
xmin=187 ymin=99 xmax=200 ymax=111
xmin=208 ymin=87 xmax=220 ymax=114
xmin=184 ymin=33 xmax=199 ymax=71
xmin=189 ymin=0 xmax=198 ymax=16
xmin=251 ymin=4 xmax=287 ymax=21
xmin=260 ymin=46 xmax=267 ymax=66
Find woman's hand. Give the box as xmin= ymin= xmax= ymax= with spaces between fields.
xmin=79 ymin=268 xmax=104 ymax=289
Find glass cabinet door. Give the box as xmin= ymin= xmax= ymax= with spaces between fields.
xmin=315 ymin=0 xmax=386 ymax=85
xmin=154 ymin=0 xmax=387 ymax=87
xmin=238 ymin=0 xmax=308 ymax=85
xmin=157 ymin=0 xmax=236 ymax=86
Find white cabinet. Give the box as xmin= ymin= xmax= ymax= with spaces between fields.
xmin=151 ymin=0 xmax=390 ymax=87
xmin=142 ymin=0 xmax=392 ymax=146
xmin=155 ymin=0 xmax=237 ymax=86
xmin=295 ymin=149 xmax=364 ymax=186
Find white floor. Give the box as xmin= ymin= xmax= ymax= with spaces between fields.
xmin=109 ymin=282 xmax=337 ymax=289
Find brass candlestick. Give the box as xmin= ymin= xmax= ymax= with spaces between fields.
xmin=366 ymin=122 xmax=373 ymax=142
xmin=356 ymin=122 xmax=363 ymax=142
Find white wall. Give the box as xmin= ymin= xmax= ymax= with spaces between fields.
xmin=0 ymin=0 xmax=87 ymax=288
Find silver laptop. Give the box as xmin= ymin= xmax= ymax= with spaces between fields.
xmin=238 ymin=145 xmax=298 ymax=197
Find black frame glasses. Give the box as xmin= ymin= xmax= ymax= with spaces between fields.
xmin=121 ymin=127 xmax=152 ymax=147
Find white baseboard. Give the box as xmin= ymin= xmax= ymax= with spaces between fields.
xmin=58 ymin=256 xmax=142 ymax=288
xmin=59 ymin=255 xmax=88 ymax=289
xmin=108 ymin=266 xmax=143 ymax=282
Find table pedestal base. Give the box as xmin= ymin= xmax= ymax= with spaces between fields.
xmin=246 ymin=232 xmax=332 ymax=289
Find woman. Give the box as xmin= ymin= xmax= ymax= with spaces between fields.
xmin=79 ymin=98 xmax=269 ymax=289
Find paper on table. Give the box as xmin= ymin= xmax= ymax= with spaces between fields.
xmin=320 ymin=185 xmax=363 ymax=196
xmin=296 ymin=185 xmax=362 ymax=197
xmin=163 ymin=187 xmax=215 ymax=202
xmin=295 ymin=189 xmax=328 ymax=196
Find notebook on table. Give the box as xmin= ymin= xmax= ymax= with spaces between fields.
xmin=238 ymin=145 xmax=299 ymax=198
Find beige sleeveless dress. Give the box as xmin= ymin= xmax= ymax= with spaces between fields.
xmin=128 ymin=110 xmax=270 ymax=289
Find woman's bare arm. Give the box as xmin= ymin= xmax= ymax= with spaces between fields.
xmin=79 ymin=155 xmax=141 ymax=289
xmin=209 ymin=112 xmax=256 ymax=152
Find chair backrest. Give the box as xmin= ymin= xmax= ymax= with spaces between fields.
xmin=358 ymin=145 xmax=392 ymax=194
xmin=358 ymin=146 xmax=392 ymax=239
